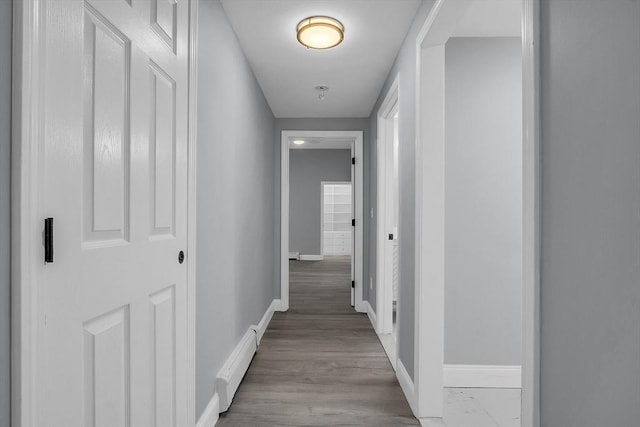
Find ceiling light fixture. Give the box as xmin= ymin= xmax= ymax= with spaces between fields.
xmin=296 ymin=16 xmax=344 ymax=50
xmin=293 ymin=140 xmax=305 ymax=145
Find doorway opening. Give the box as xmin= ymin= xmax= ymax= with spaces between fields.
xmin=321 ymin=181 xmax=354 ymax=305
xmin=413 ymin=0 xmax=539 ymax=426
xmin=279 ymin=131 xmax=364 ymax=313
xmin=376 ymin=74 xmax=401 ymax=369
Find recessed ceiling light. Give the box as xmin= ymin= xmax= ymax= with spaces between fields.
xmin=296 ymin=16 xmax=344 ymax=50
xmin=293 ymin=140 xmax=305 ymax=145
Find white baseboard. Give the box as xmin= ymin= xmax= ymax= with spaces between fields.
xmin=419 ymin=418 xmax=446 ymax=427
xmin=397 ymin=358 xmax=416 ymax=415
xmin=443 ymin=364 xmax=522 ymax=388
xmin=364 ymin=300 xmax=377 ymax=332
xmin=216 ymin=299 xmax=279 ymax=412
xmin=196 ymin=393 xmax=219 ymax=427
xmin=250 ymin=300 xmax=276 ymax=345
xmin=354 ymin=299 xmax=367 ymax=314
xmin=299 ymin=254 xmax=324 ymax=261
xmin=273 ymin=298 xmax=286 ymax=312
xmin=216 ymin=330 xmax=256 ymax=412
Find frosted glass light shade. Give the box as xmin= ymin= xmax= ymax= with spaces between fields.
xmin=297 ymin=16 xmax=344 ymax=50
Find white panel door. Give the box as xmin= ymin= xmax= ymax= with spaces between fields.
xmin=39 ymin=1 xmax=189 ymax=426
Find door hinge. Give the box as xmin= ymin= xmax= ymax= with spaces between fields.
xmin=44 ymin=217 xmax=54 ymax=263
xmin=351 ymin=157 xmax=356 ymax=165
xmin=352 ymin=218 xmax=355 ymax=227
xmin=388 ymin=233 xmax=394 ymax=240
xmin=351 ymin=280 xmax=355 ymax=289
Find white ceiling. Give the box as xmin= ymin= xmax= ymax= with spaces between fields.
xmin=452 ymin=0 xmax=521 ymax=38
xmin=220 ymin=0 xmax=422 ymax=118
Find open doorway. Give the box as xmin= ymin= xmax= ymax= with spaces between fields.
xmin=413 ymin=0 xmax=539 ymax=426
xmin=320 ymin=181 xmax=354 ymax=304
xmin=279 ymin=130 xmax=365 ymax=313
xmin=376 ymin=75 xmax=401 ymax=369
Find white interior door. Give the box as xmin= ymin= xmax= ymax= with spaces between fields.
xmin=384 ymin=113 xmax=400 ymax=337
xmin=39 ymin=1 xmax=189 ymax=426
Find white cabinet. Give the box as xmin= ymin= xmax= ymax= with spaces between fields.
xmin=322 ymin=183 xmax=353 ymax=255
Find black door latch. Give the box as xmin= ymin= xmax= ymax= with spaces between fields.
xmin=44 ymin=218 xmax=54 ymax=263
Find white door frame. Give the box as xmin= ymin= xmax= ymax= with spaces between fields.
xmin=320 ymin=181 xmax=353 ymax=257
xmin=376 ymin=74 xmax=400 ymax=335
xmin=10 ymin=1 xmax=199 ymax=425
xmin=280 ymin=130 xmax=365 ymax=313
xmin=413 ymin=0 xmax=540 ymax=425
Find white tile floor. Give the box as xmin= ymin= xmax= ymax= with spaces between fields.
xmin=376 ymin=314 xmax=520 ymax=427
xmin=420 ymin=388 xmax=521 ymax=427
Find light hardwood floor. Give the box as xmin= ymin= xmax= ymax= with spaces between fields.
xmin=217 ymin=256 xmax=419 ymax=426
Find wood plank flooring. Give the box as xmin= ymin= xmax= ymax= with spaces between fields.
xmin=217 ymin=256 xmax=419 ymax=426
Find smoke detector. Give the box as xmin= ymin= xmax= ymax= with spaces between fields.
xmin=315 ymin=85 xmax=329 ymax=101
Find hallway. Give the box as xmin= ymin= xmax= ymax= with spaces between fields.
xmin=217 ymin=257 xmax=418 ymax=426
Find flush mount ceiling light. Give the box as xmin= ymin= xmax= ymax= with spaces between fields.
xmin=296 ymin=16 xmax=344 ymax=50
xmin=293 ymin=140 xmax=305 ymax=145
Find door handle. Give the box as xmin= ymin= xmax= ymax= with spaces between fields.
xmin=44 ymin=218 xmax=54 ymax=263
xmin=178 ymin=250 xmax=185 ymax=264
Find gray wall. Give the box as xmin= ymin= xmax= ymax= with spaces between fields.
xmin=444 ymin=37 xmax=522 ymax=365
xmin=368 ymin=0 xmax=435 ymax=380
xmin=540 ymin=0 xmax=640 ymax=425
xmin=289 ymin=149 xmax=351 ymax=256
xmin=196 ymin=0 xmax=276 ymax=418
xmin=274 ymin=118 xmax=371 ymax=302
xmin=0 ymin=1 xmax=11 ymax=425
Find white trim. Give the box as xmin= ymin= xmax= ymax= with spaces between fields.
xmin=299 ymin=254 xmax=324 ymax=261
xmin=12 ymin=0 xmax=47 ymax=425
xmin=280 ymin=136 xmax=290 ymax=311
xmin=216 ymin=299 xmax=277 ymax=411
xmin=280 ymin=130 xmax=365 ymax=313
xmin=521 ymin=1 xmax=541 ymax=426
xmin=376 ymin=73 xmax=400 ymax=335
xmin=443 ymin=365 xmax=522 ymax=389
xmin=414 ymin=41 xmax=446 ymax=420
xmin=396 ymin=358 xmax=416 ymax=415
xmin=187 ymin=0 xmax=199 ymax=424
xmin=11 ymin=0 xmax=40 ymax=421
xmin=365 ymin=300 xmax=377 ymax=330
xmin=413 ymin=0 xmax=540 ymax=424
xmin=216 ymin=330 xmax=257 ymax=412
xmin=273 ymin=298 xmax=286 ymax=312
xmin=250 ymin=300 xmax=277 ymax=345
xmin=195 ymin=393 xmax=219 ymax=427
xmin=353 ymin=138 xmax=364 ymax=312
